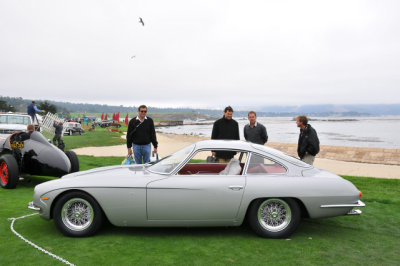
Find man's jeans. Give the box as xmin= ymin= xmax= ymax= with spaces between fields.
xmin=133 ymin=144 xmax=151 ymax=164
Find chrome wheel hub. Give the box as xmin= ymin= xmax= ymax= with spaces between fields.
xmin=258 ymin=199 xmax=292 ymax=232
xmin=61 ymin=198 xmax=94 ymax=231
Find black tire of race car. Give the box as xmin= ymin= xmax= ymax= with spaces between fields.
xmin=0 ymin=154 xmax=19 ymax=189
xmin=65 ymin=150 xmax=79 ymax=173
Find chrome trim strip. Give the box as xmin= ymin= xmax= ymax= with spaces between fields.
xmin=320 ymin=200 xmax=365 ymax=208
xmin=28 ymin=201 xmax=41 ymax=211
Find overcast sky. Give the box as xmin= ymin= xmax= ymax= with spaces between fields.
xmin=1 ymin=0 xmax=399 ymax=108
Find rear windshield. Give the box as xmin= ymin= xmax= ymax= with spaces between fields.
xmin=0 ymin=115 xmax=31 ymax=125
xmin=252 ymin=144 xmax=312 ymax=168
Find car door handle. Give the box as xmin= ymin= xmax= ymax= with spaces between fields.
xmin=229 ymin=185 xmax=244 ymax=191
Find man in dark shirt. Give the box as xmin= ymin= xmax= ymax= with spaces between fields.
xmin=126 ymin=105 xmax=158 ymax=164
xmin=211 ymin=106 xmax=240 ymax=162
xmin=296 ymin=115 xmax=320 ymax=165
xmin=53 ymin=121 xmax=63 ymax=146
xmin=244 ymin=111 xmax=268 ymax=145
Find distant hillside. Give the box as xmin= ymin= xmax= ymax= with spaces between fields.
xmin=1 ymin=96 xmax=400 ymax=117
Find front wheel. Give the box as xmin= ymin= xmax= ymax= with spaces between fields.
xmin=65 ymin=151 xmax=79 ymax=173
xmin=248 ymin=198 xmax=301 ymax=238
xmin=53 ymin=191 xmax=104 ymax=237
xmin=0 ymin=154 xmax=19 ymax=189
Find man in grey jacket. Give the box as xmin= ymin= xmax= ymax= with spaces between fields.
xmin=244 ymin=111 xmax=268 ymax=145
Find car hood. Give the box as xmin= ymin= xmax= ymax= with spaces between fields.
xmin=61 ymin=164 xmax=149 ymax=179
xmin=34 ymin=164 xmax=165 ymax=194
xmin=0 ymin=124 xmax=28 ymax=130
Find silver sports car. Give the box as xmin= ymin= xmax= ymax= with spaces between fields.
xmin=28 ymin=140 xmax=365 ymax=238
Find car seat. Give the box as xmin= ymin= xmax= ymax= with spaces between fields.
xmin=219 ymin=158 xmax=241 ymax=175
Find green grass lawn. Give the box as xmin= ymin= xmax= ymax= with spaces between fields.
xmin=0 ymin=156 xmax=399 ymax=265
xmin=43 ymin=126 xmax=127 ymax=150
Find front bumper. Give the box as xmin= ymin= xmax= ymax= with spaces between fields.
xmin=28 ymin=201 xmax=41 ymax=211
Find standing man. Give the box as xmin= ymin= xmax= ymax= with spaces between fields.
xmin=27 ymin=101 xmax=44 ymax=124
xmin=296 ymin=115 xmax=320 ymax=165
xmin=53 ymin=121 xmax=63 ymax=147
xmin=127 ymin=105 xmax=158 ymax=164
xmin=244 ymin=111 xmax=268 ymax=145
xmin=211 ymin=106 xmax=240 ymax=162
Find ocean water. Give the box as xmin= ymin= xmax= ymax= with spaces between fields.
xmin=157 ymin=116 xmax=400 ymax=149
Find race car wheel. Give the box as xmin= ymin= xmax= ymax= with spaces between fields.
xmin=53 ymin=191 xmax=104 ymax=237
xmin=248 ymin=198 xmax=301 ymax=239
xmin=0 ymin=154 xmax=19 ymax=189
xmin=65 ymin=151 xmax=79 ymax=173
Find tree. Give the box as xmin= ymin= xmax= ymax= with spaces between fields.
xmin=0 ymin=100 xmax=16 ymax=112
xmin=38 ymin=101 xmax=57 ymax=114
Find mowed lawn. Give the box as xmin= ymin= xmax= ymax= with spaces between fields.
xmin=1 ymin=155 xmax=399 ymax=265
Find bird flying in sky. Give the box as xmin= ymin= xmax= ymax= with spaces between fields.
xmin=139 ymin=17 xmax=144 ymax=26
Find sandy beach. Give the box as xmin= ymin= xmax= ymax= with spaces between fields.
xmin=72 ymin=132 xmax=400 ymax=179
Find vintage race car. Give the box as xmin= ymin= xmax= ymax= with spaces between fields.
xmin=28 ymin=140 xmax=364 ymax=238
xmin=0 ymin=131 xmax=79 ymax=189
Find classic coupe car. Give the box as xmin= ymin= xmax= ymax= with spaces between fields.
xmin=28 ymin=140 xmax=364 ymax=238
xmin=0 ymin=131 xmax=79 ymax=189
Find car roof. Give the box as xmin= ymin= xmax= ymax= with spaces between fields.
xmin=194 ymin=139 xmax=259 ymax=151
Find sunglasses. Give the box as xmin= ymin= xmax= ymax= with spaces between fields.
xmin=140 ymin=110 xmax=147 ymax=113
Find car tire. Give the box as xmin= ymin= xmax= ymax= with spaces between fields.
xmin=0 ymin=154 xmax=19 ymax=189
xmin=248 ymin=198 xmax=301 ymax=239
xmin=65 ymin=151 xmax=79 ymax=173
xmin=53 ymin=191 xmax=104 ymax=237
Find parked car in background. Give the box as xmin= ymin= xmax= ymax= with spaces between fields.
xmin=93 ymin=120 xmax=121 ymax=128
xmin=28 ymin=140 xmax=364 ymax=238
xmin=0 ymin=131 xmax=79 ymax=189
xmin=0 ymin=113 xmax=36 ymax=136
xmin=63 ymin=122 xmax=84 ymax=135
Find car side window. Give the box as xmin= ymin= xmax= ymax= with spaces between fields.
xmin=177 ymin=150 xmax=247 ymax=176
xmin=246 ymin=153 xmax=287 ymax=175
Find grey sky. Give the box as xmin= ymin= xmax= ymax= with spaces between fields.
xmin=1 ymin=0 xmax=399 ymax=108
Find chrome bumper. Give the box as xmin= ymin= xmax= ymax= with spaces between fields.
xmin=28 ymin=201 xmax=41 ymax=211
xmin=320 ymin=200 xmax=365 ymax=215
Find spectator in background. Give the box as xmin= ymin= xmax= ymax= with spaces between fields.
xmin=19 ymin=124 xmax=35 ymax=141
xmin=53 ymin=121 xmax=63 ymax=147
xmin=211 ymin=106 xmax=240 ymax=162
xmin=296 ymin=115 xmax=320 ymax=165
xmin=27 ymin=101 xmax=44 ymax=123
xmin=244 ymin=111 xmax=268 ymax=145
xmin=126 ymin=105 xmax=158 ymax=164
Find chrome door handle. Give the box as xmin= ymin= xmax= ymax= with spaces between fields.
xmin=229 ymin=185 xmax=243 ymax=191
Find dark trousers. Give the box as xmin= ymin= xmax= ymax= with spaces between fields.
xmin=53 ymin=134 xmax=62 ymax=145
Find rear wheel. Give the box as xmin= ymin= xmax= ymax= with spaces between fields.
xmin=0 ymin=154 xmax=19 ymax=189
xmin=53 ymin=191 xmax=104 ymax=237
xmin=65 ymin=151 xmax=79 ymax=173
xmin=248 ymin=198 xmax=301 ymax=238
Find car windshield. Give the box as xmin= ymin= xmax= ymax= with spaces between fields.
xmin=148 ymin=144 xmax=195 ymax=174
xmin=0 ymin=115 xmax=31 ymax=125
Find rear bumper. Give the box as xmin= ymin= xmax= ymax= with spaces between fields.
xmin=320 ymin=200 xmax=365 ymax=215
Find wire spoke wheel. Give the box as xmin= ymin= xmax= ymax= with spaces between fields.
xmin=0 ymin=162 xmax=9 ymax=185
xmin=61 ymin=198 xmax=94 ymax=231
xmin=258 ymin=199 xmax=292 ymax=232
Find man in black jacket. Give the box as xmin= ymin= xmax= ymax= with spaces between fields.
xmin=296 ymin=115 xmax=320 ymax=165
xmin=127 ymin=105 xmax=158 ymax=164
xmin=211 ymin=106 xmax=240 ymax=162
